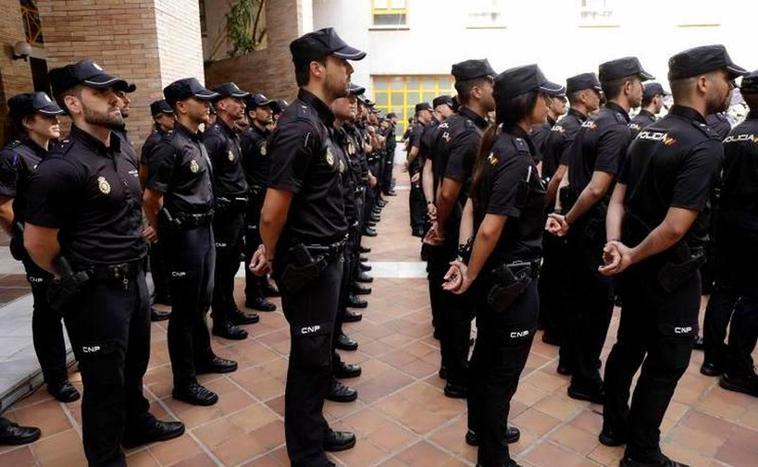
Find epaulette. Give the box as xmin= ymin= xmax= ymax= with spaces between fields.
xmin=692 ymin=120 xmax=717 ymax=139
xmin=613 ymin=112 xmax=627 ymax=124
xmin=512 ymin=137 xmax=530 ymax=153
xmin=49 ymin=138 xmax=75 ymax=156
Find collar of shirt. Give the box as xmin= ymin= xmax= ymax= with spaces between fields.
xmin=605 ymin=101 xmax=630 ymax=122
xmin=174 ymin=121 xmax=203 ymax=142
xmin=638 ymin=109 xmax=656 ymax=119
xmin=668 ymin=105 xmax=707 ymax=124
xmin=251 ymin=122 xmax=269 ymax=137
xmin=567 ymin=107 xmax=588 ymax=121
xmin=503 ymin=124 xmax=537 ymax=154
xmin=216 ymin=118 xmax=239 ymax=138
xmin=19 ymin=135 xmax=48 ymax=157
xmin=298 ymin=89 xmax=336 ymax=127
xmin=459 ymin=106 xmax=489 ymax=130
xmin=69 ymin=125 xmax=121 ymax=157
xmin=547 ymin=115 xmax=557 ymax=126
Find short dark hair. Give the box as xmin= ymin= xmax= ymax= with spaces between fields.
xmin=743 ymin=93 xmax=758 ymax=111
xmin=567 ymin=90 xmax=584 ymax=106
xmin=601 ymin=75 xmax=640 ymax=101
xmin=455 ymin=77 xmax=492 ymax=104
xmin=496 ymin=90 xmax=539 ymax=128
xmin=55 ymin=84 xmax=83 ymax=114
xmin=295 ymin=57 xmax=327 ymax=87
xmin=669 ymin=77 xmax=697 ymax=102
xmin=641 ymin=94 xmax=655 ymax=107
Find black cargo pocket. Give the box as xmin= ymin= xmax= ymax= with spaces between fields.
xmin=76 ymin=340 xmax=123 ymax=385
xmin=291 ymin=321 xmax=332 ymax=369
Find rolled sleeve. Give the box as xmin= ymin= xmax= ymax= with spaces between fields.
xmin=145 ymin=140 xmax=176 ymax=194
xmin=267 ymin=120 xmax=318 ymax=194
xmin=25 ymin=158 xmax=82 ymax=228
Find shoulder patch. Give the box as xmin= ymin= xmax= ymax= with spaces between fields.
xmin=512 ymin=137 xmax=529 ymax=153
xmin=691 ymin=120 xmax=717 ymax=139
xmin=614 ymin=112 xmax=627 ymax=124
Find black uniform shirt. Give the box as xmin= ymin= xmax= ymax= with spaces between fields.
xmin=334 ymin=126 xmax=358 ymax=224
xmin=240 ymin=123 xmax=271 ymax=189
xmin=141 ymin=128 xmax=170 ymax=166
xmin=408 ymin=122 xmax=428 ymax=173
xmin=146 ymin=122 xmax=215 ymax=214
xmin=619 ymin=105 xmax=722 ymax=251
xmin=706 ymin=112 xmax=731 ymax=141
xmin=629 ymin=109 xmax=657 ymax=138
xmin=204 ymin=119 xmax=248 ymax=197
xmin=113 ymin=127 xmax=139 ymax=167
xmin=345 ymin=124 xmax=369 ymax=185
xmin=0 ymin=137 xmax=47 ymax=224
xmin=420 ymin=119 xmax=440 ymax=162
xmin=267 ymin=89 xmax=348 ymax=242
xmin=25 ymin=125 xmax=146 ymax=265
xmin=719 ymin=110 xmax=758 ymax=229
xmin=531 ymin=115 xmax=556 ymax=163
xmin=566 ymin=102 xmax=632 ymax=204
xmin=474 ymin=126 xmax=546 ymax=267
xmin=542 ymin=108 xmax=587 ymax=180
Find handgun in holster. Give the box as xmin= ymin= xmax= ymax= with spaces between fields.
xmin=47 ymin=256 xmax=91 ymax=312
xmin=658 ymin=248 xmax=706 ymax=293
xmin=486 ymin=261 xmax=536 ymax=314
xmin=279 ymin=244 xmax=326 ymax=294
xmin=160 ymin=208 xmax=181 ymax=229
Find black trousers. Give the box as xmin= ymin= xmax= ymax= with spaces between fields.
xmin=427 ymin=242 xmax=472 ymax=385
xmin=211 ymin=206 xmax=245 ymax=324
xmin=148 ymin=240 xmax=170 ymax=302
xmin=22 ymin=257 xmax=68 ymax=386
xmin=381 ymin=145 xmax=395 ymax=194
xmin=603 ymin=267 xmax=699 ymax=463
xmin=274 ymin=246 xmax=344 ymax=467
xmin=564 ymin=232 xmax=614 ymax=390
xmin=244 ymin=191 xmax=269 ymax=303
xmin=726 ymin=296 xmax=758 ymax=376
xmin=62 ymin=270 xmax=151 ymax=467
xmin=408 ymin=170 xmax=426 ymax=233
xmin=468 ymin=279 xmax=538 ymax=467
xmin=162 ymin=222 xmax=215 ymax=387
xmin=539 ymin=233 xmax=570 ymax=346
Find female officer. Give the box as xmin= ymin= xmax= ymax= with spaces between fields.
xmin=444 ymin=64 xmax=563 ymax=467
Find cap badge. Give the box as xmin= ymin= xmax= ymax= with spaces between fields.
xmin=190 ymin=159 xmax=200 ymax=173
xmin=97 ymin=176 xmax=111 ymax=195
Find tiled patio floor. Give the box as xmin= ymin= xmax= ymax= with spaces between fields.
xmin=0 ymin=171 xmax=757 ymax=466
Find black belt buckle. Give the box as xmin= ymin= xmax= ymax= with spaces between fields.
xmin=107 ymin=263 xmax=128 ymax=280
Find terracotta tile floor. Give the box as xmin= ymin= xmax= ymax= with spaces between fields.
xmin=1 ymin=172 xmax=757 ymax=466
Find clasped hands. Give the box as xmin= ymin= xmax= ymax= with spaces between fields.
xmin=249 ymin=244 xmax=272 ymax=276
xmin=442 ymin=259 xmax=471 ymax=295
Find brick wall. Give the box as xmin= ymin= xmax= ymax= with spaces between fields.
xmin=155 ymin=0 xmax=205 ymax=87
xmin=0 ymin=0 xmax=35 ymax=144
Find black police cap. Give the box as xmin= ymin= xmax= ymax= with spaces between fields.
xmin=494 ymin=64 xmax=564 ymax=100
xmin=642 ymin=82 xmax=668 ymax=100
xmin=150 ymin=99 xmax=173 ymax=117
xmin=740 ymin=70 xmax=758 ymax=94
xmin=8 ymin=92 xmax=64 ymax=120
xmin=386 ymin=112 xmax=397 ymax=119
xmin=349 ymin=83 xmax=366 ymax=96
xmin=566 ymin=73 xmax=602 ymax=93
xmin=433 ymin=95 xmax=454 ymax=109
xmin=451 ymin=59 xmax=496 ymax=82
xmin=415 ymin=102 xmax=433 ymax=113
xmin=290 ymin=27 xmax=366 ymax=67
xmin=211 ymin=82 xmax=250 ymax=101
xmin=163 ymin=78 xmax=219 ymax=107
xmin=668 ymin=44 xmax=747 ymax=81
xmin=246 ymin=93 xmax=274 ymax=109
xmin=49 ymin=59 xmax=131 ymax=97
xmin=599 ymin=57 xmax=654 ymax=83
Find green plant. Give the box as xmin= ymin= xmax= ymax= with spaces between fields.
xmin=209 ymin=0 xmax=267 ymax=60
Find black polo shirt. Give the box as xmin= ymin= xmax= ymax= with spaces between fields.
xmin=531 ymin=115 xmax=556 ymax=162
xmin=408 ymin=122 xmax=427 ymax=173
xmin=543 ymin=108 xmax=588 ymax=180
xmin=620 ymin=105 xmax=722 ymax=251
xmin=706 ymin=112 xmax=731 ymax=141
xmin=334 ymin=126 xmax=358 ymax=224
xmin=141 ymin=128 xmax=170 ymax=166
xmin=0 ymin=137 xmax=47 ymax=224
xmin=240 ymin=123 xmax=271 ymax=189
xmin=629 ymin=109 xmax=657 ymax=139
xmin=474 ymin=126 xmax=546 ymax=268
xmin=345 ymin=123 xmax=369 ymax=185
xmin=113 ymin=127 xmax=139 ymax=167
xmin=719 ymin=111 xmax=758 ymax=230
xmin=267 ymin=89 xmax=348 ymax=243
xmin=146 ymin=122 xmax=215 ymax=215
xmin=25 ymin=125 xmax=146 ymax=265
xmin=204 ymin=119 xmax=248 ymax=197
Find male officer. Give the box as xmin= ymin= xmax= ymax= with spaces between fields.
xmin=706 ymin=110 xmax=732 ymax=140
xmin=144 ymin=78 xmax=238 ymax=407
xmin=204 ymin=82 xmax=259 ymax=340
xmin=142 ymin=100 xmax=175 ymax=171
xmin=250 ymin=27 xmax=364 ymax=465
xmin=241 ymin=93 xmax=278 ymax=312
xmin=539 ymin=73 xmax=603 ymax=360
xmin=424 ymin=59 xmax=497 ymax=398
xmin=24 ymin=59 xmax=184 ymax=466
xmin=547 ymin=57 xmax=653 ymax=403
xmin=407 ymin=102 xmax=433 ymax=237
xmin=420 ymin=95 xmax=455 ymax=232
xmin=598 ymin=44 xmax=744 ymax=466
xmin=382 ymin=112 xmax=399 ymax=196
xmin=629 ymin=82 xmax=667 ymax=138
xmin=532 ymin=89 xmax=568 ymax=158
xmin=702 ymin=71 xmax=758 ymax=396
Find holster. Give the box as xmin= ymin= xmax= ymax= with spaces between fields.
xmin=658 ymin=248 xmax=706 ymax=293
xmin=486 ymin=260 xmax=539 ymax=314
xmin=279 ymin=243 xmax=328 ymax=294
xmin=47 ymin=257 xmax=91 ymax=313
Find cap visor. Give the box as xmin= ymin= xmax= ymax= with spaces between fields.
xmin=83 ymin=74 xmax=129 ymax=90
xmin=333 ymin=45 xmax=366 ymax=61
xmin=349 ymin=86 xmax=366 ymax=96
xmin=37 ymin=104 xmax=65 ymax=116
xmin=639 ymin=70 xmax=655 ymax=81
xmin=231 ymin=91 xmax=250 ymax=98
xmin=539 ymin=81 xmax=566 ymax=96
xmin=194 ymin=90 xmax=221 ymax=101
xmin=727 ymin=63 xmax=748 ymax=79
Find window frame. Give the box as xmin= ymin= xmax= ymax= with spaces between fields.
xmin=371 ymin=0 xmax=409 ymax=29
xmin=466 ymin=0 xmax=508 ymax=30
xmin=372 ymin=74 xmax=456 ymax=136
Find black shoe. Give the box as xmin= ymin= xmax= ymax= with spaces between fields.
xmin=230 ymin=308 xmax=261 ymax=323
xmin=0 ymin=420 xmax=41 ymax=446
xmin=172 ymin=382 xmax=218 ymax=406
xmin=438 ymin=366 xmax=447 ymax=379
xmin=261 ymin=282 xmax=280 ymax=297
xmin=154 ymin=293 xmax=172 ymax=306
xmin=334 ymin=362 xmax=362 ymax=379
xmin=47 ymin=380 xmax=80 ymax=403
xmin=151 ymin=307 xmax=171 ymax=322
xmin=693 ymin=335 xmax=704 ymax=351
xmin=598 ymin=428 xmax=627 ymax=447
xmin=327 ymin=379 xmax=358 ymax=402
xmin=363 ymin=227 xmax=377 ymax=237
xmin=355 ymin=272 xmax=373 ymax=283
xmin=700 ymin=361 xmax=723 ymax=377
xmin=336 ymin=333 xmax=359 ymax=351
xmin=359 ymin=246 xmax=371 ymax=253
xmin=323 ymin=430 xmax=356 ymax=451
xmin=557 ymin=365 xmax=573 ymax=376
xmin=567 ymin=385 xmax=604 ymax=404
xmin=122 ymin=417 xmax=185 ymax=448
xmin=619 ymin=455 xmax=689 ymax=467
xmin=342 ymin=309 xmax=363 ymax=323
xmin=351 ymin=283 xmax=372 ymax=295
xmin=196 ymin=356 xmax=238 ymax=374
xmin=376 ymin=199 xmax=387 ymax=207
xmin=245 ymin=297 xmax=276 ymax=312
xmin=444 ymin=382 xmax=467 ymax=399
xmin=347 ymin=294 xmax=368 ymax=309
xmin=367 ymin=221 xmax=377 ymax=227
xmin=212 ymin=322 xmax=248 ymax=340
xmin=719 ymin=372 xmax=758 ymax=397
xmin=465 ymin=427 xmax=519 ymax=446
xmin=359 ymin=263 xmax=372 ymax=272
xmin=360 ymin=255 xmax=369 ymax=262
xmin=386 ymin=190 xmax=397 ymax=196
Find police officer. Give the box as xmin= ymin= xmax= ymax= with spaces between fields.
xmin=204 ymin=82 xmax=260 ymax=340
xmin=538 ymin=73 xmax=603 ymax=364
xmin=629 ymin=82 xmax=667 ymax=138
xmin=531 ymin=88 xmax=567 ymax=159
xmin=112 ymin=84 xmax=140 ymax=167
xmin=443 ymin=64 xmax=561 ymax=467
xmin=0 ymin=92 xmax=80 ymax=403
xmin=240 ymin=93 xmax=279 ymax=312
xmin=547 ymin=57 xmax=653 ymax=404
xmin=703 ymin=70 xmax=758 ymax=396
xmin=144 ymin=78 xmax=238 ymax=406
xmin=425 ymin=59 xmax=497 ymax=398
xmin=24 ymin=59 xmax=185 ymax=466
xmin=249 ymin=27 xmax=364 ymax=465
xmin=598 ymin=45 xmax=744 ymax=466
xmin=706 ymin=110 xmax=732 ymax=140
xmin=407 ymin=102 xmax=433 ymax=237
xmin=382 ymin=112 xmax=399 ymax=196
xmin=142 ymin=100 xmax=175 ymax=176
xmin=420 ymin=95 xmax=455 ymax=225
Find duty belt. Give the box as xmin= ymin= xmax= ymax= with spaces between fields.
xmin=216 ymin=196 xmax=248 ymax=210
xmin=161 ymin=209 xmax=214 ymax=229
xmin=303 ymin=235 xmax=349 ymax=261
xmin=88 ymin=260 xmax=145 ymax=281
